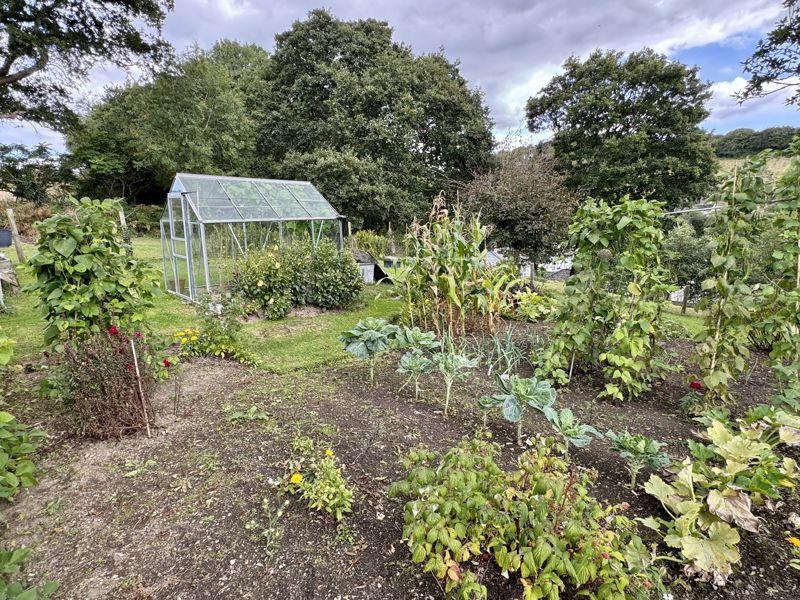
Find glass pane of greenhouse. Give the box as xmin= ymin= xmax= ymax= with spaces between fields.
xmin=161 ymin=173 xmax=344 ymax=302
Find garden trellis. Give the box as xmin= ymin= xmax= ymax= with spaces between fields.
xmin=161 ymin=173 xmax=344 ymax=301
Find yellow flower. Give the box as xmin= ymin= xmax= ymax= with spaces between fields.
xmin=789 ymin=536 xmax=800 ymax=548
xmin=191 ymin=336 xmax=198 ymax=341
xmin=180 ymin=338 xmax=188 ymax=344
xmin=290 ymin=472 xmax=303 ymax=485
xmin=325 ymin=448 xmax=334 ymax=457
xmin=257 ymin=280 xmax=264 ymax=287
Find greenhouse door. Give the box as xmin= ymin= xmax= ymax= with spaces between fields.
xmin=167 ymin=193 xmax=195 ymax=300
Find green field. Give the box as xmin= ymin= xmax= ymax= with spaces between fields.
xmin=1 ymin=236 xmax=401 ymax=371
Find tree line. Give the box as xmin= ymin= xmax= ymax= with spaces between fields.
xmin=3 ymin=1 xmax=800 ymax=261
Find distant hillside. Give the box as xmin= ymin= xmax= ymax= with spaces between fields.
xmin=717 ymin=155 xmax=790 ymax=180
xmin=709 ymin=126 xmax=799 ymax=158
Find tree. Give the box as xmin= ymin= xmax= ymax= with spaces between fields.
xmin=256 ymin=10 xmax=493 ymax=229
xmin=739 ymin=1 xmax=800 ymax=106
xmin=0 ymin=0 xmax=173 ymax=130
xmin=0 ymin=143 xmax=67 ymax=205
xmin=526 ymin=49 xmax=717 ymax=209
xmin=663 ymin=218 xmax=712 ymax=301
xmin=462 ymin=146 xmax=577 ymax=264
xmin=711 ymin=126 xmax=800 ymax=157
xmin=66 ymin=43 xmax=264 ymax=201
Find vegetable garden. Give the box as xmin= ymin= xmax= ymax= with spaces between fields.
xmin=1 ymin=151 xmax=800 ymax=599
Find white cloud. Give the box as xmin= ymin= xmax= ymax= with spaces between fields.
xmin=0 ymin=0 xmax=793 ymax=149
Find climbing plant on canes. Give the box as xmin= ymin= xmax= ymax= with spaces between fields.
xmin=536 ymin=196 xmax=675 ymax=400
xmin=753 ymin=140 xmax=800 ymax=404
xmin=693 ymin=156 xmax=767 ymax=405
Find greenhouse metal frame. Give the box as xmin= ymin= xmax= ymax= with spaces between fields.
xmin=160 ymin=173 xmax=344 ymax=302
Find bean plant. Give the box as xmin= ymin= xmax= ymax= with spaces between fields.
xmin=693 ymin=156 xmax=766 ymax=405
xmin=605 ymin=430 xmax=670 ymax=488
xmin=432 ymin=337 xmax=477 ymax=417
xmin=536 ymin=196 xmax=675 ymax=401
xmin=340 ymin=317 xmax=400 ymax=384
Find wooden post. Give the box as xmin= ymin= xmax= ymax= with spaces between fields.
xmin=118 ymin=209 xmax=132 ymax=256
xmin=347 ymin=220 xmax=352 ymax=238
xmin=681 ymin=284 xmax=690 ymax=315
xmin=5 ymin=208 xmax=24 ymax=263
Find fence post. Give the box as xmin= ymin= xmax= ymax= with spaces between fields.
xmin=5 ymin=208 xmax=25 ymax=263
xmin=681 ymin=284 xmax=690 ymax=314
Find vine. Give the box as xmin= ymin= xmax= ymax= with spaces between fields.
xmin=693 ymin=156 xmax=767 ymax=405
xmin=537 ymin=196 xmax=675 ymax=400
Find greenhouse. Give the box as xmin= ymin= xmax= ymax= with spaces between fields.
xmin=160 ymin=173 xmax=344 ymax=301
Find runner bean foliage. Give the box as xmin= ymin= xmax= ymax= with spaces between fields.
xmin=692 ymin=156 xmax=767 ymax=406
xmin=537 ymin=196 xmax=675 ymax=401
xmin=25 ymin=198 xmax=159 ymax=348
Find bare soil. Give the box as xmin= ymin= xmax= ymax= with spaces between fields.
xmin=3 ymin=339 xmax=799 ymax=599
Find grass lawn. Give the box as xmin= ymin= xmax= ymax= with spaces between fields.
xmin=1 ymin=236 xmax=401 ymax=371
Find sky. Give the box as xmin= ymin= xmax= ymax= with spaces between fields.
xmin=2 ymin=0 xmax=798 ymax=152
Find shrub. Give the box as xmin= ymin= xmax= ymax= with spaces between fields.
xmin=175 ymin=298 xmax=260 ymax=367
xmin=25 ymin=198 xmax=159 ymax=347
xmin=307 ymin=240 xmax=362 ymax=309
xmin=232 ymin=238 xmax=362 ymax=317
xmin=62 ymin=328 xmax=157 ymax=439
xmin=126 ymin=204 xmax=162 ymax=235
xmin=0 ymin=411 xmax=45 ymax=501
xmin=504 ymin=288 xmax=556 ymax=322
xmin=231 ymin=249 xmax=293 ymax=320
xmin=352 ymin=229 xmax=390 ymax=260
xmin=389 ymin=436 xmax=657 ymax=599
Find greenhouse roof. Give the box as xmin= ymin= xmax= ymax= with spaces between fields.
xmin=169 ymin=173 xmax=341 ymax=223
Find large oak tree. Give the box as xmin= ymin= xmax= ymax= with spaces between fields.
xmin=526 ymin=49 xmax=717 ymax=209
xmin=258 ymin=10 xmax=494 ymax=229
xmin=0 ymin=0 xmax=173 ymax=130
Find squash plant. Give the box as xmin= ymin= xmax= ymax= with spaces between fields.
xmin=340 ymin=317 xmax=399 ymax=384
xmin=693 ymin=157 xmax=767 ymax=405
xmin=25 ymin=198 xmax=159 ymax=347
xmin=642 ymin=415 xmax=798 ymax=585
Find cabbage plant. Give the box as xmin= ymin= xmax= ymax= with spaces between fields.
xmin=432 ymin=339 xmax=477 ymax=417
xmin=545 ymin=408 xmax=600 ymax=459
xmin=477 ymin=373 xmax=556 ymax=445
xmin=605 ymin=429 xmax=670 ymax=487
xmin=397 ymin=350 xmax=432 ymax=400
xmin=340 ymin=317 xmax=399 ymax=384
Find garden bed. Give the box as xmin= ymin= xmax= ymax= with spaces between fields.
xmin=3 ymin=337 xmax=799 ymax=599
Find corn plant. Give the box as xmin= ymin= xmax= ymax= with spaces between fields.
xmin=340 ymin=317 xmax=399 ymax=384
xmin=478 ymin=373 xmax=556 ymax=445
xmin=432 ymin=337 xmax=477 ymax=417
xmin=391 ymin=197 xmax=519 ymax=337
xmin=605 ymin=429 xmax=670 ymax=488
xmin=397 ymin=350 xmax=431 ymax=400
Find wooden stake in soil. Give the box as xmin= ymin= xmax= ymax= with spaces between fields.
xmin=130 ymin=338 xmax=151 ymax=437
xmin=5 ymin=209 xmax=25 ymax=263
xmin=118 ymin=209 xmax=132 ymax=256
xmin=568 ymin=350 xmax=576 ymax=381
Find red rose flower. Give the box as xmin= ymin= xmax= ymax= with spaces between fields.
xmin=163 ymin=359 xmax=171 ymax=368
xmin=601 ymin=552 xmax=610 ymax=560
xmin=134 ymin=331 xmax=143 ymax=339
xmin=108 ymin=325 xmax=119 ymax=335
xmin=690 ymin=380 xmax=703 ymax=390
xmin=126 ymin=363 xmax=133 ymax=371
